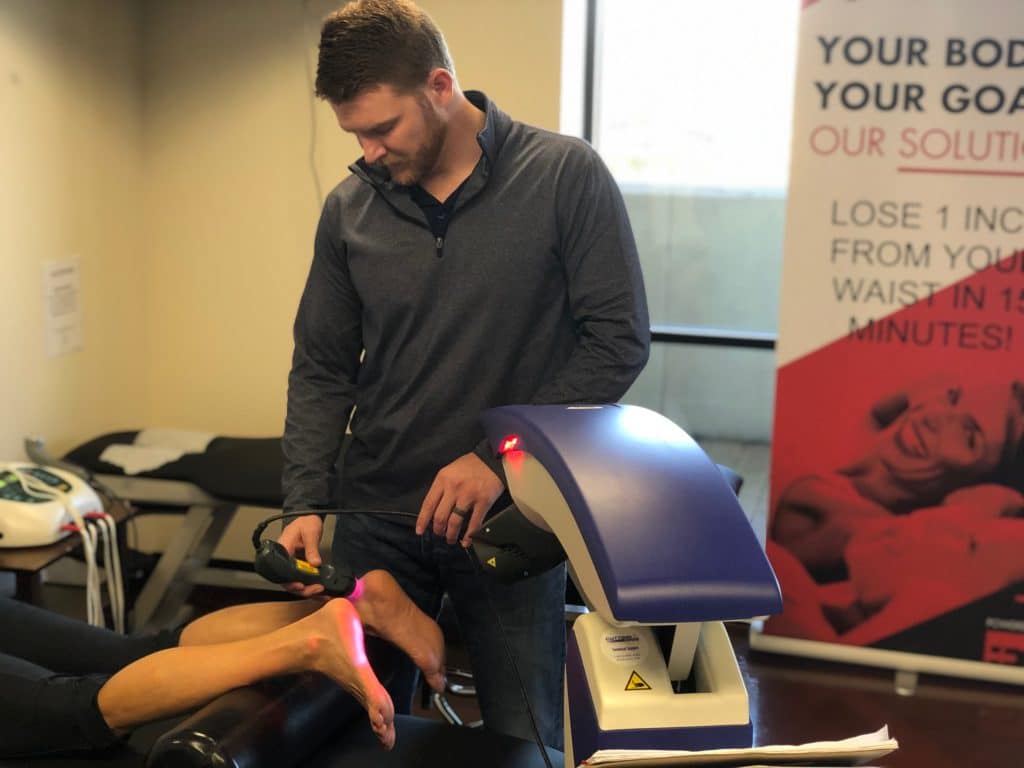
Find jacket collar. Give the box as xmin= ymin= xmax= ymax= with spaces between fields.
xmin=349 ymin=90 xmax=510 ymax=199
xmin=467 ymin=90 xmax=510 ymax=168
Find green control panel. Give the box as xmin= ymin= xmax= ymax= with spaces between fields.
xmin=21 ymin=466 xmax=72 ymax=493
xmin=0 ymin=470 xmax=50 ymax=504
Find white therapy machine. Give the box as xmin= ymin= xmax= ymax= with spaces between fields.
xmin=0 ymin=462 xmax=125 ymax=632
xmin=0 ymin=463 xmax=101 ymax=547
xmin=472 ymin=404 xmax=783 ymax=765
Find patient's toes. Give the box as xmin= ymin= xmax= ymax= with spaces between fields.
xmin=372 ymin=692 xmax=396 ymax=750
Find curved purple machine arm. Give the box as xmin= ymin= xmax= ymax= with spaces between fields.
xmin=480 ymin=404 xmax=782 ymax=624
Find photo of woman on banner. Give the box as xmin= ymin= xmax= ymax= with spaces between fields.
xmin=771 ymin=376 xmax=1024 ymax=584
xmin=765 ymin=492 xmax=1024 ymax=646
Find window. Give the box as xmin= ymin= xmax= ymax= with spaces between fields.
xmin=565 ymin=0 xmax=800 ymax=445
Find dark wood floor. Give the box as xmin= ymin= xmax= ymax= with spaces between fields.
xmin=3 ymin=577 xmax=1022 ymax=767
xmin=736 ymin=625 xmax=1023 ymax=768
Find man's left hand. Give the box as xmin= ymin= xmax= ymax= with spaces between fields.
xmin=416 ymin=453 xmax=504 ymax=546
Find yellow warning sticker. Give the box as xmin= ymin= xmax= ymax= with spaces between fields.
xmin=625 ymin=671 xmax=651 ymax=691
xmin=486 ymin=557 xmax=497 ymax=568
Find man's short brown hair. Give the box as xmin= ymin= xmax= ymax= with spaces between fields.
xmin=315 ymin=0 xmax=454 ymax=103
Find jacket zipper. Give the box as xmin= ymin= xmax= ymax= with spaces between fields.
xmin=352 ymin=171 xmax=451 ymax=261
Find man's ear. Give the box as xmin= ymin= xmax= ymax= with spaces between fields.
xmin=869 ymin=392 xmax=910 ymax=430
xmin=425 ymin=68 xmax=454 ymax=103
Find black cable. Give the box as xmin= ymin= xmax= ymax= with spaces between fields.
xmin=463 ymin=547 xmax=556 ymax=768
xmin=251 ymin=508 xmax=418 ymax=549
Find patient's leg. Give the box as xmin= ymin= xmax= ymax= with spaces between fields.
xmin=178 ymin=599 xmax=321 ymax=646
xmin=98 ymin=599 xmax=395 ymax=749
xmin=351 ymin=569 xmax=447 ymax=694
xmin=178 ymin=574 xmax=446 ymax=693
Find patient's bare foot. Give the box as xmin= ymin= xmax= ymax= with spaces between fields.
xmin=351 ymin=569 xmax=447 ymax=693
xmin=308 ymin=598 xmax=396 ymax=749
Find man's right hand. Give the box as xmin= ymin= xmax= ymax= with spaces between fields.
xmin=277 ymin=514 xmax=326 ymax=597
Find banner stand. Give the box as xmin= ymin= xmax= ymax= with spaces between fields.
xmin=750 ymin=623 xmax=1024 ymax=690
xmin=763 ymin=0 xmax=1024 ymax=681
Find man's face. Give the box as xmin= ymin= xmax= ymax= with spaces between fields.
xmin=332 ymin=84 xmax=446 ymax=186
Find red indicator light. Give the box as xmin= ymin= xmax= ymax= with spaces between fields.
xmin=499 ymin=435 xmax=520 ymax=454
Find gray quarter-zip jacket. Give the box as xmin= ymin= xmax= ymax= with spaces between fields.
xmin=283 ymin=91 xmax=649 ymax=516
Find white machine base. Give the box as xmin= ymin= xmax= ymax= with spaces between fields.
xmin=565 ymin=615 xmax=753 ymax=765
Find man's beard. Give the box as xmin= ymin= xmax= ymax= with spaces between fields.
xmin=378 ymin=99 xmax=446 ymax=186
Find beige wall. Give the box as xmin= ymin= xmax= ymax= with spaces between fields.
xmin=3 ymin=0 xmax=562 ymax=558
xmin=141 ymin=0 xmax=563 ymax=438
xmin=0 ymin=0 xmax=147 ymax=460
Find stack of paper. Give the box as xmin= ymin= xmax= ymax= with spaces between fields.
xmin=580 ymin=725 xmax=898 ymax=767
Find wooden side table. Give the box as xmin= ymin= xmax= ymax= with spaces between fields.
xmin=0 ymin=500 xmax=133 ymax=602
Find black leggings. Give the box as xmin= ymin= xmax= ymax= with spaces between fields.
xmin=0 ymin=596 xmax=180 ymax=758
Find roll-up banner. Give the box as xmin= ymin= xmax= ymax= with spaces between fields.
xmin=751 ymin=0 xmax=1024 ymax=683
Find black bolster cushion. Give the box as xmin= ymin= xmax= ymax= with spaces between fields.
xmin=145 ymin=635 xmax=565 ymax=768
xmin=147 ymin=639 xmax=399 ymax=768
xmin=146 ymin=672 xmax=362 ymax=768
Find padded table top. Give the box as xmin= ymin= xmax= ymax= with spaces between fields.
xmin=65 ymin=432 xmax=285 ymax=508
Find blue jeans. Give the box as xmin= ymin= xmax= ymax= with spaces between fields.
xmin=332 ymin=513 xmax=566 ymax=749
